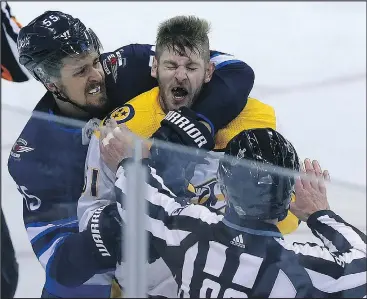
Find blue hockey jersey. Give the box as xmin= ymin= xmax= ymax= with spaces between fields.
xmin=8 ymin=43 xmax=254 ymax=297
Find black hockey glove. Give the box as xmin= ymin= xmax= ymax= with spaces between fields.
xmin=86 ymin=203 xmax=123 ymax=266
xmin=152 ymin=106 xmax=215 ymax=151
xmin=150 ymin=107 xmax=213 ymax=197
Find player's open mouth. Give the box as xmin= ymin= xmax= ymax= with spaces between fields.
xmin=88 ymin=85 xmax=101 ymax=95
xmin=171 ymin=87 xmax=188 ymax=99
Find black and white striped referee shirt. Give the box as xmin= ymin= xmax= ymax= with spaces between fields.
xmin=115 ymin=163 xmax=366 ymax=298
xmin=1 ymin=2 xmax=30 ymax=82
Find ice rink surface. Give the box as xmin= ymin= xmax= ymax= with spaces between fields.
xmin=1 ymin=2 xmax=366 ymax=297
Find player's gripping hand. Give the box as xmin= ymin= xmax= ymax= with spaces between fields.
xmin=290 ymin=159 xmax=331 ymax=222
xmin=100 ymin=119 xmax=150 ymax=172
xmin=152 ymin=107 xmax=214 ymax=151
xmin=150 ymin=107 xmax=213 ymax=197
xmin=86 ymin=203 xmax=123 ymax=265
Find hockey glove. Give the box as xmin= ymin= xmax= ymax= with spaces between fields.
xmin=86 ymin=203 xmax=123 ymax=266
xmin=150 ymin=107 xmax=213 ymax=197
xmin=152 ymin=106 xmax=215 ymax=151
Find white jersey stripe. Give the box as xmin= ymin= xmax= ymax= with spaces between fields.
xmin=318 ymin=214 xmax=367 ymax=252
xmin=232 ymin=252 xmax=263 ymax=288
xmin=269 ymin=269 xmax=297 ymax=298
xmin=39 ymin=236 xmax=65 ymax=269
xmin=203 ymin=241 xmax=227 ymax=277
xmin=181 ymin=243 xmax=199 ymax=296
xmin=306 ymin=269 xmax=367 ymax=293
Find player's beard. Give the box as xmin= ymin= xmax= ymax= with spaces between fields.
xmin=84 ymin=95 xmax=112 ymax=118
xmin=59 ymin=81 xmax=112 ymax=119
xmin=83 ymin=81 xmax=112 ymax=118
xmin=157 ymin=73 xmax=205 ymax=113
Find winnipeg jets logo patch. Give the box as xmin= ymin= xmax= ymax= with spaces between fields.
xmin=107 ymin=54 xmax=118 ymax=83
xmin=10 ymin=138 xmax=34 ymax=159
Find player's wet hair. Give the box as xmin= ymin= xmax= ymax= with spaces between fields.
xmin=155 ymin=15 xmax=211 ymax=62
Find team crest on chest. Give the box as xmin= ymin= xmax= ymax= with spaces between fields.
xmin=103 ymin=104 xmax=135 ymax=125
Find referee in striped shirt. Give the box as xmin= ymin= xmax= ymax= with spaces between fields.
xmin=92 ymin=126 xmax=366 ymax=298
xmin=1 ymin=1 xmax=30 ymax=82
xmin=1 ymin=3 xmax=29 ymax=297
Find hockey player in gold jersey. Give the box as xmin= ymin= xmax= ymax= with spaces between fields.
xmin=91 ymin=33 xmax=299 ymax=235
xmin=95 ymin=88 xmax=299 ymax=235
xmin=77 ymin=15 xmax=299 ymax=297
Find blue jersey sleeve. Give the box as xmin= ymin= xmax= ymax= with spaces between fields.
xmin=101 ymin=44 xmax=255 ymax=133
xmin=7 ymin=97 xmax=114 ymax=296
xmin=100 ymin=44 xmax=157 ymax=106
xmin=191 ymin=51 xmax=255 ymax=133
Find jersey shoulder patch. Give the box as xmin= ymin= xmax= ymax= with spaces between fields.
xmin=94 ymin=104 xmax=135 ymax=139
xmin=102 ymin=104 xmax=135 ymax=126
xmin=95 ymin=87 xmax=163 ymax=139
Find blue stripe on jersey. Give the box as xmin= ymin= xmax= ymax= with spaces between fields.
xmin=44 ymin=277 xmax=111 ymax=298
xmin=216 ymin=59 xmax=244 ymax=69
xmin=36 ymin=232 xmax=74 ymax=258
xmin=26 ymin=216 xmax=78 ymax=228
xmin=45 ymin=234 xmax=67 ymax=275
xmin=31 ymin=221 xmax=78 ymax=245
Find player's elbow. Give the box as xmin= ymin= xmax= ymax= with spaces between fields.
xmin=236 ymin=61 xmax=255 ymax=97
xmin=219 ymin=60 xmax=255 ymax=106
xmin=225 ymin=63 xmax=255 ymax=114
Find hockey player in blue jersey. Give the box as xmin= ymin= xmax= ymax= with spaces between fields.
xmin=7 ymin=10 xmax=255 ymax=298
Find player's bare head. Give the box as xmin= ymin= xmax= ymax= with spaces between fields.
xmin=18 ymin=11 xmax=110 ymax=117
xmin=151 ymin=16 xmax=215 ymax=112
xmin=155 ymin=15 xmax=211 ymax=63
